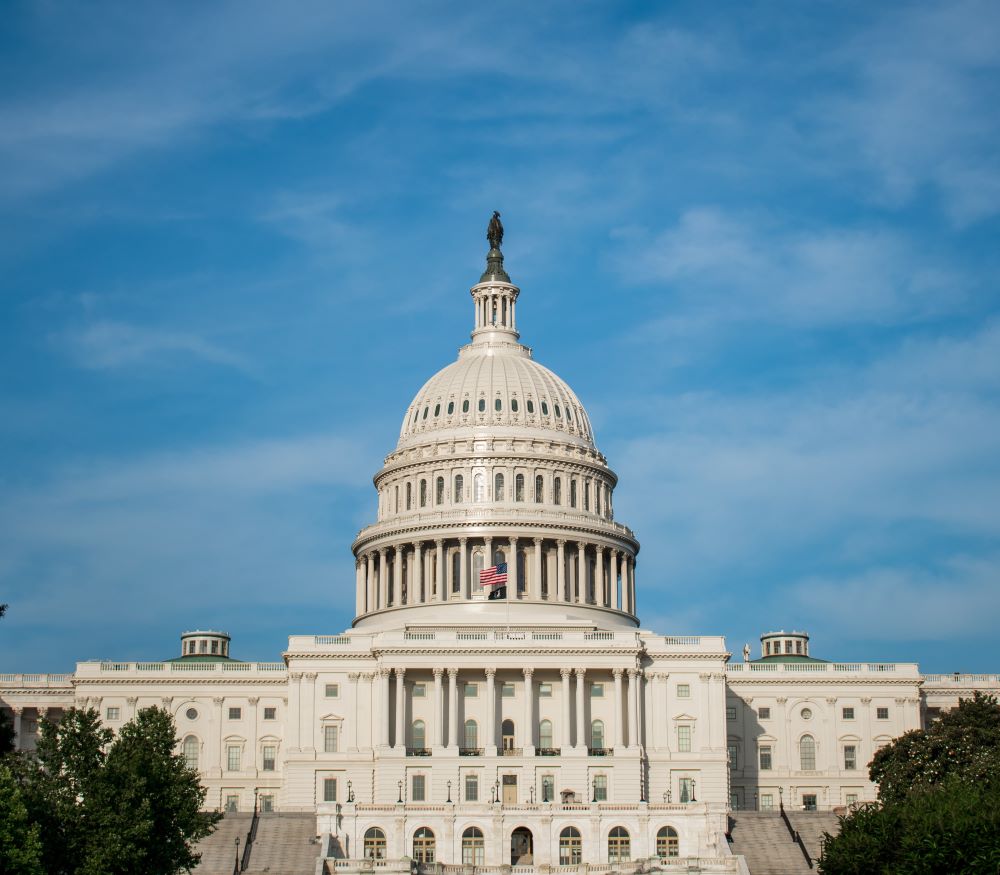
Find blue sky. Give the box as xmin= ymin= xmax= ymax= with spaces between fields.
xmin=1 ymin=1 xmax=998 ymax=673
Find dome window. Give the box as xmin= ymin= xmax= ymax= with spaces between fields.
xmin=566 ymin=407 xmax=573 ymax=422
xmin=534 ymin=475 xmax=544 ymax=503
xmin=541 ymin=401 xmax=549 ymax=416
xmin=553 ymin=477 xmax=562 ymax=506
xmin=462 ymin=399 xmax=470 ymax=413
xmin=434 ymin=404 xmax=440 ymax=417
xmin=494 ymin=473 xmax=504 ymax=501
xmin=555 ymin=404 xmax=562 ymax=419
xmin=454 ymin=474 xmax=464 ymax=503
xmin=447 ymin=401 xmax=455 ymax=415
xmin=474 ymin=473 xmax=485 ymax=502
xmin=478 ymin=398 xmax=486 ymax=413
xmin=422 ymin=407 xmax=429 ymax=420
xmin=515 ymin=474 xmax=525 ymax=502
xmin=419 ymin=480 xmax=427 ymax=507
xmin=435 ymin=477 xmax=445 ymax=505
xmin=494 ymin=398 xmax=502 ymax=412
xmin=527 ymin=400 xmax=535 ymax=414
xmin=511 ymin=399 xmax=519 ymax=413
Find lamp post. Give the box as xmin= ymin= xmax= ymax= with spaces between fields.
xmin=663 ymin=790 xmax=671 ymax=803
xmin=779 ymin=786 xmax=784 ymax=812
xmin=398 ymin=780 xmax=404 ymax=803
xmin=529 ymin=786 xmax=535 ymax=804
xmin=347 ymin=780 xmax=354 ymax=803
xmin=754 ymin=792 xmax=758 ymax=811
xmin=447 ymin=780 xmax=452 ymax=803
xmin=691 ymin=780 xmax=697 ymax=803
xmin=234 ymin=837 xmax=240 ymax=868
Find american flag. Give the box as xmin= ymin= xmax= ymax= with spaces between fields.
xmin=479 ymin=562 xmax=508 ymax=588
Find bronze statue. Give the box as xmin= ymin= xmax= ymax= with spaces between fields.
xmin=487 ymin=211 xmax=503 ymax=250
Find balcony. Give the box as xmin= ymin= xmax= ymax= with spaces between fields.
xmin=535 ymin=747 xmax=561 ymax=757
xmin=588 ymin=747 xmax=613 ymax=757
xmin=406 ymin=748 xmax=431 ymax=757
xmin=459 ymin=748 xmax=483 ymax=757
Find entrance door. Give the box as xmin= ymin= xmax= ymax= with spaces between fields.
xmin=502 ymin=774 xmax=517 ymax=804
xmin=803 ymin=794 xmax=818 ymax=811
xmin=510 ymin=827 xmax=533 ymax=865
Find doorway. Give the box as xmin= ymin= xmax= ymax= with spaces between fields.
xmin=502 ymin=774 xmax=517 ymax=804
xmin=803 ymin=794 xmax=818 ymax=811
xmin=510 ymin=827 xmax=533 ymax=864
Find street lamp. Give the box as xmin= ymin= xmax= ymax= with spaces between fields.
xmin=663 ymin=790 xmax=671 ymax=803
xmin=447 ymin=780 xmax=452 ymax=803
xmin=691 ymin=780 xmax=697 ymax=803
xmin=398 ymin=780 xmax=404 ymax=803
xmin=779 ymin=786 xmax=784 ymax=812
xmin=347 ymin=780 xmax=354 ymax=803
xmin=529 ymin=786 xmax=535 ymax=804
xmin=754 ymin=792 xmax=758 ymax=811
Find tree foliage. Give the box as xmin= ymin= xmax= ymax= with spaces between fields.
xmin=0 ymin=762 xmax=44 ymax=875
xmin=819 ymin=693 xmax=1000 ymax=875
xmin=0 ymin=605 xmax=13 ymax=756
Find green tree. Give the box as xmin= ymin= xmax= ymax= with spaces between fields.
xmin=0 ymin=605 xmax=14 ymax=756
xmin=0 ymin=762 xmax=44 ymax=875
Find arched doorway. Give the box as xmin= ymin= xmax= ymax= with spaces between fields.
xmin=510 ymin=827 xmax=533 ymax=864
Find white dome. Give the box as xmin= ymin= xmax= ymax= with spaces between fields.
xmin=397 ymin=341 xmax=595 ymax=449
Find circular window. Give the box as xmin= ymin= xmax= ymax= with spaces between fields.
xmin=511 ymin=399 xmax=519 ymax=413
xmin=801 ymin=708 xmax=812 ymax=720
xmin=185 ymin=707 xmax=198 ymax=721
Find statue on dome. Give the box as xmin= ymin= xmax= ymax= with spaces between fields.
xmin=743 ymin=643 xmax=751 ymax=662
xmin=487 ymin=211 xmax=504 ymax=250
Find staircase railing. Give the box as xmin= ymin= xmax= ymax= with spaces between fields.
xmin=779 ymin=802 xmax=813 ymax=869
xmin=239 ymin=803 xmax=260 ymax=872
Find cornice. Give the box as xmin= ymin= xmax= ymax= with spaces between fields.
xmin=72 ymin=678 xmax=287 ymax=687
xmin=376 ymin=452 xmax=617 ymax=483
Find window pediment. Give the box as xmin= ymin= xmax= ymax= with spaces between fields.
xmin=320 ymin=713 xmax=344 ymax=723
xmin=672 ymin=713 xmax=696 ymax=722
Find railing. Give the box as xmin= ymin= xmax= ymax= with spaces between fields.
xmin=78 ymin=661 xmax=286 ymax=675
xmin=458 ymin=748 xmax=483 ymax=757
xmin=501 ymin=747 xmax=523 ymax=757
xmin=239 ymin=803 xmax=259 ymax=872
xmin=406 ymin=748 xmax=432 ymax=757
xmin=661 ymin=636 xmax=702 ymax=645
xmin=536 ymin=747 xmax=561 ymax=756
xmin=780 ymin=802 xmax=814 ymax=870
xmin=588 ymin=747 xmax=614 ymax=757
xmin=923 ymin=673 xmax=1000 ymax=684
xmin=0 ymin=674 xmax=71 ymax=687
xmin=532 ymin=632 xmax=562 ymax=640
xmin=727 ymin=662 xmax=916 ymax=675
xmin=315 ymin=635 xmax=352 ymax=645
xmin=405 ymin=632 xmax=436 ymax=641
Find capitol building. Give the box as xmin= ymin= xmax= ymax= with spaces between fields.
xmin=2 ymin=222 xmax=997 ymax=874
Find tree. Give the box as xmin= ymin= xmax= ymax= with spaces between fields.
xmin=0 ymin=605 xmax=13 ymax=756
xmin=0 ymin=762 xmax=44 ymax=875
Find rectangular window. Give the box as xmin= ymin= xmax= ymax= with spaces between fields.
xmin=501 ymin=682 xmax=515 ymax=697
xmin=679 ymin=777 xmax=694 ymax=803
xmin=260 ymin=795 xmax=274 ymax=813
xmin=677 ymin=725 xmax=692 ymax=752
xmin=591 ymin=683 xmax=605 ymax=697
xmin=228 ymin=707 xmax=242 ymax=720
xmin=264 ymin=706 xmax=277 ymax=720
xmin=842 ymin=707 xmax=855 ymax=720
xmin=465 ymin=774 xmax=478 ymax=801
xmin=541 ymin=774 xmax=554 ymax=802
xmin=538 ymin=683 xmax=552 ymax=697
xmin=759 ymin=745 xmax=772 ymax=770
xmin=323 ymin=778 xmax=337 ymax=802
xmin=726 ymin=706 xmax=737 ymax=720
xmin=846 ymin=793 xmax=858 ymax=807
xmin=324 ymin=684 xmax=339 ymax=698
xmin=106 ymin=707 xmax=120 ymax=720
xmin=225 ymin=794 xmax=239 ymax=813
xmin=227 ymin=746 xmax=241 ymax=771
xmin=262 ymin=745 xmax=276 ymax=771
xmin=876 ymin=707 xmax=889 ymax=720
xmin=761 ymin=793 xmax=774 ymax=811
xmin=463 ymin=683 xmax=478 ymax=697
xmin=844 ymin=745 xmax=857 ymax=770
xmin=324 ymin=725 xmax=339 ymax=753
xmin=728 ymin=744 xmax=738 ymax=768
xmin=758 ymin=707 xmax=771 ymax=720
xmin=411 ymin=683 xmax=426 ymax=698
xmin=412 ymin=775 xmax=426 ymax=801
xmin=211 ymin=640 xmax=219 ymax=653
xmin=677 ymin=684 xmax=690 ymax=698
xmin=593 ymin=774 xmax=608 ymax=801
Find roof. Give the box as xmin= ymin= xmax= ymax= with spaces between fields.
xmin=752 ymin=655 xmax=829 ymax=664
xmin=166 ymin=655 xmax=243 ymax=664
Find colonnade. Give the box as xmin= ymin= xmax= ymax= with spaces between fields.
xmin=374 ymin=666 xmax=645 ymax=752
xmin=355 ymin=537 xmax=636 ymax=617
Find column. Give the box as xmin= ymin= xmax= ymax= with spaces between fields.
xmin=532 ymin=538 xmax=543 ymax=600
xmin=556 ymin=540 xmax=567 ymax=602
xmin=630 ymin=556 xmax=637 ymax=616
xmin=248 ymin=697 xmax=259 ymax=772
xmin=367 ymin=552 xmax=376 ymax=611
xmin=628 ymin=669 xmax=640 ymax=749
xmin=393 ymin=545 xmax=403 ymax=605
xmin=436 ymin=539 xmax=446 ymax=601
xmin=459 ymin=538 xmax=469 ymax=599
xmin=304 ymin=673 xmax=317 ymax=751
xmin=484 ymin=536 xmax=493 ymax=570
xmin=355 ymin=560 xmax=364 ymax=615
xmin=510 ymin=536 xmax=519 ymax=597
xmin=560 ymin=668 xmax=572 ymax=749
xmin=485 ymin=668 xmax=497 ymax=753
xmin=348 ymin=673 xmax=360 ymax=751
xmin=380 ymin=669 xmax=391 ymax=747
xmin=448 ymin=668 xmax=459 ymax=748
xmin=11 ymin=708 xmax=21 ymax=751
xmin=595 ymin=546 xmax=605 ymax=607
xmin=378 ymin=548 xmax=388 ymax=609
xmin=414 ymin=541 xmax=424 ymax=602
xmin=613 ymin=668 xmax=624 ymax=749
xmin=612 ymin=551 xmax=622 ymax=610
xmin=394 ymin=668 xmax=406 ymax=750
xmin=575 ymin=668 xmax=586 ymax=750
xmin=126 ymin=696 xmax=138 ymax=721
xmin=433 ymin=668 xmax=445 ymax=747
xmin=607 ymin=549 xmax=617 ymax=608
xmin=577 ymin=543 xmax=586 ymax=603
xmin=523 ymin=668 xmax=534 ymax=751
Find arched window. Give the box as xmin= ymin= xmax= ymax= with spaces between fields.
xmin=411 ymin=720 xmax=426 ymax=750
xmin=584 ymin=479 xmax=591 ymax=511
xmin=494 ymin=397 xmax=502 ymax=412
xmin=534 ymin=475 xmax=544 ymax=503
xmin=406 ymin=482 xmax=412 ymax=510
xmin=454 ymin=474 xmax=464 ymax=503
xmin=541 ymin=401 xmax=549 ymax=416
xmin=451 ymin=551 xmax=461 ymax=594
xmin=473 ymin=551 xmax=484 ymax=587
xmin=553 ymin=477 xmax=562 ymax=506
xmin=364 ymin=828 xmax=386 ymax=860
xmin=436 ymin=476 xmax=444 ymax=505
xmin=447 ymin=401 xmax=455 ymax=415
xmin=474 ymin=473 xmax=485 ymax=502
xmin=591 ymin=719 xmax=605 ymax=749
xmin=413 ymin=827 xmax=435 ymax=864
xmin=464 ymin=719 xmax=478 ymax=750
xmin=800 ymin=734 xmax=816 ymax=770
xmin=539 ymin=719 xmax=553 ymax=750
xmin=419 ymin=480 xmax=427 ymax=507
xmin=559 ymin=827 xmax=582 ymax=866
xmin=656 ymin=827 xmax=679 ymax=859
xmin=434 ymin=403 xmax=440 ymax=417
xmin=608 ymin=826 xmax=630 ymax=863
xmin=182 ymin=735 xmax=199 ymax=770
xmin=515 ymin=473 xmax=525 ymax=502
xmin=462 ymin=827 xmax=485 ymax=865
xmin=511 ymin=398 xmax=519 ymax=413
xmin=502 ymin=719 xmax=515 ymax=751
xmin=527 ymin=399 xmax=535 ymax=414
xmin=555 ymin=403 xmax=562 ymax=419
xmin=494 ymin=472 xmax=504 ymax=501
xmin=394 ymin=485 xmax=399 ymax=513
xmin=478 ymin=398 xmax=486 ymax=413
xmin=570 ymin=478 xmax=577 ymax=508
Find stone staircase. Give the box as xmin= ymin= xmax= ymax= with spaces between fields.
xmin=727 ymin=811 xmax=813 ymax=875
xmin=785 ymin=811 xmax=841 ymax=865
xmin=192 ymin=813 xmax=252 ymax=874
xmin=242 ymin=812 xmax=321 ymax=875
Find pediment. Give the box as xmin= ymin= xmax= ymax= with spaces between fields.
xmin=672 ymin=713 xmax=696 ymax=721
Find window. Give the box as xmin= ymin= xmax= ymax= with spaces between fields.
xmin=553 ymin=477 xmax=562 ymax=505
xmin=264 ymin=707 xmax=276 ymax=720
xmin=494 ymin=472 xmax=504 ymax=501
xmin=412 ymin=774 xmax=426 ymax=801
xmin=436 ymin=477 xmax=444 ymax=505
xmin=608 ymin=826 xmax=630 ymax=863
xmin=800 ymin=734 xmax=816 ymax=770
xmin=474 ymin=473 xmax=485 ymax=502
xmin=726 ymin=706 xmax=737 ymax=720
xmin=227 ymin=745 xmax=241 ymax=771
xmin=182 ymin=735 xmax=199 ymax=770
xmin=761 ymin=793 xmax=774 ymax=811
xmin=494 ymin=397 xmax=502 ymax=412
xmin=325 ymin=684 xmax=339 ymax=698
xmin=324 ymin=725 xmax=339 ymax=753
xmin=260 ymin=795 xmax=274 ymax=813
xmin=876 ymin=707 xmax=889 ymax=720
xmin=464 ymin=720 xmax=479 ymax=750
xmin=527 ymin=399 xmax=535 ymax=413
xmin=434 ymin=404 xmax=440 ymax=418
xmin=679 ymin=778 xmax=694 ymax=803
xmin=465 ymin=773 xmax=479 ymax=801
xmin=542 ymin=773 xmax=555 ymax=802
xmin=539 ymin=719 xmax=553 ymax=749
xmin=677 ymin=684 xmax=690 ymax=698
xmin=225 ymin=795 xmax=239 ymax=813
xmin=406 ymin=482 xmax=412 ymax=509
xmin=211 ymin=640 xmax=218 ymax=653
xmin=502 ymin=719 xmax=515 ymax=751
xmin=677 ymin=725 xmax=691 ymax=752
xmin=454 ymin=474 xmax=464 ymax=503
xmin=478 ymin=398 xmax=486 ymax=412
xmin=463 ymin=683 xmax=478 ymax=697
xmin=796 ymin=640 xmax=803 ymax=654
xmin=420 ymin=480 xmax=427 ymax=507
xmin=758 ymin=707 xmax=771 ymax=720
xmin=591 ymin=682 xmax=605 ymax=697
xmin=541 ymin=401 xmax=549 ymax=416
xmin=842 ymin=707 xmax=855 ymax=720
xmin=594 ymin=774 xmax=608 ymax=801
xmin=570 ymin=479 xmax=577 ymax=508
xmin=462 ymin=399 xmax=470 ymax=413
xmin=515 ymin=474 xmax=525 ymax=502
xmin=846 ymin=793 xmax=858 ymax=807
xmin=584 ymin=480 xmax=591 ymax=511
xmin=228 ymin=707 xmax=242 ymax=720
xmin=200 ymin=641 xmax=207 ymax=654
xmin=413 ymin=827 xmax=435 ymax=864
xmin=106 ymin=707 xmax=120 ymax=720
xmin=656 ymin=827 xmax=679 ymax=859
xmin=728 ymin=743 xmax=738 ymax=768
xmin=262 ymin=745 xmax=276 ymax=771
xmin=554 ymin=403 xmax=562 ymax=419
xmin=447 ymin=401 xmax=455 ymax=415
xmin=364 ymin=828 xmax=386 ymax=860
xmin=511 ymin=398 xmax=519 ymax=413
xmin=785 ymin=641 xmax=793 ymax=654
xmin=462 ymin=827 xmax=485 ymax=866
xmin=411 ymin=720 xmax=426 ymax=749
xmin=559 ymin=827 xmax=582 ymax=865
xmin=412 ymin=683 xmax=426 ymax=698
xmin=591 ymin=719 xmax=605 ymax=749
xmin=501 ymin=682 xmax=515 ymax=697
xmin=534 ymin=475 xmax=543 ymax=503
xmin=538 ymin=682 xmax=552 ymax=697
xmin=759 ymin=745 xmax=772 ymax=770
xmin=803 ymin=794 xmax=817 ymax=811
xmin=844 ymin=745 xmax=857 ymax=770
